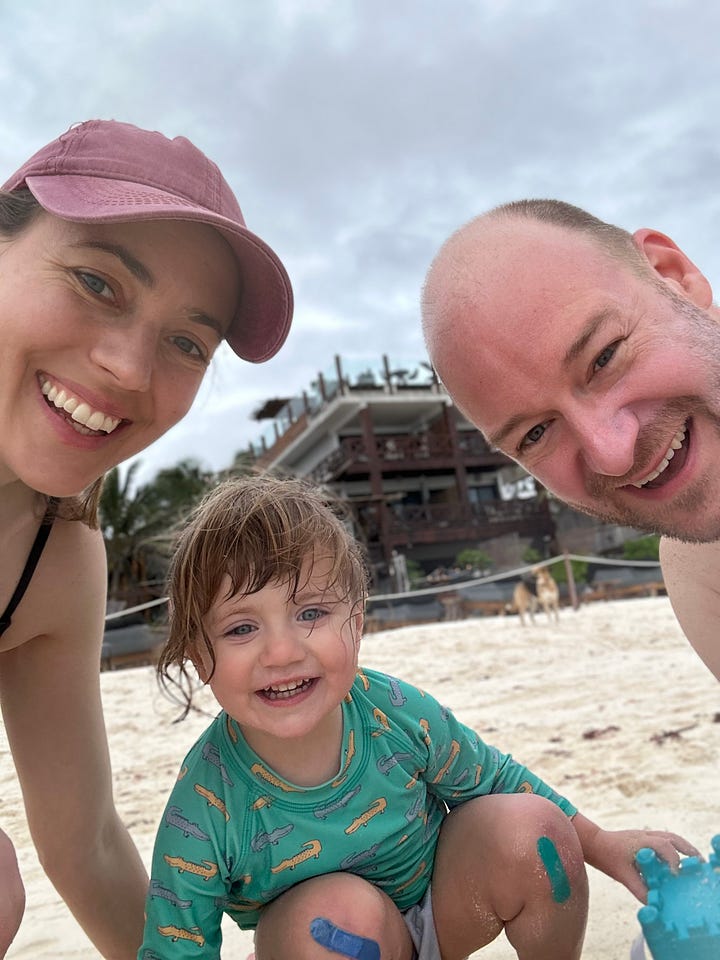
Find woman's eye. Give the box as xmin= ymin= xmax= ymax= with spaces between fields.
xmin=593 ymin=342 xmax=617 ymax=372
xmin=172 ymin=335 xmax=206 ymax=360
xmin=77 ymin=271 xmax=112 ymax=299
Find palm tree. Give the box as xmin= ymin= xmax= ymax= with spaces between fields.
xmin=100 ymin=459 xmax=216 ymax=605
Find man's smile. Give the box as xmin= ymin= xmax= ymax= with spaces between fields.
xmin=629 ymin=423 xmax=688 ymax=489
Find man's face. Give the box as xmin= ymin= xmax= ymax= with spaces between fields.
xmin=429 ymin=221 xmax=720 ymax=542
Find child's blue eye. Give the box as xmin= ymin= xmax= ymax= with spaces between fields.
xmin=299 ymin=608 xmax=325 ymax=622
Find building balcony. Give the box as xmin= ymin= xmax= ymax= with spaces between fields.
xmin=357 ymin=498 xmax=554 ymax=553
xmin=309 ymin=431 xmax=503 ymax=483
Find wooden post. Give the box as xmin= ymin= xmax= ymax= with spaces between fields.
xmin=563 ymin=550 xmax=579 ymax=610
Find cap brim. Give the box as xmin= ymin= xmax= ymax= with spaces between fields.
xmin=25 ymin=174 xmax=293 ymax=363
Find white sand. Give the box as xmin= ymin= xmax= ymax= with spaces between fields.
xmin=2 ymin=596 xmax=719 ymax=959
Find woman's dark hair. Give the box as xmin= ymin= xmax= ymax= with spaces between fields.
xmin=0 ymin=187 xmax=42 ymax=236
xmin=0 ymin=188 xmax=103 ymax=528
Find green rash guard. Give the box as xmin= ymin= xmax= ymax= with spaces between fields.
xmin=138 ymin=667 xmax=576 ymax=958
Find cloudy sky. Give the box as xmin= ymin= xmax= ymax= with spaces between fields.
xmin=4 ymin=0 xmax=720 ymax=486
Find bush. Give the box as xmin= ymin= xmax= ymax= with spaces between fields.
xmin=549 ymin=558 xmax=589 ymax=585
xmin=455 ymin=548 xmax=493 ymax=571
xmin=623 ymin=535 xmax=660 ymax=561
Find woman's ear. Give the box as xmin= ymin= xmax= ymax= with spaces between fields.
xmin=633 ymin=228 xmax=713 ymax=308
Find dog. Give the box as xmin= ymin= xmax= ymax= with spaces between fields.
xmin=532 ymin=566 xmax=560 ymax=623
xmin=511 ymin=581 xmax=538 ymax=627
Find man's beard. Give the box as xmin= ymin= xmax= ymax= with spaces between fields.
xmin=563 ymin=398 xmax=720 ymax=543
xmin=555 ymin=285 xmax=720 ymax=542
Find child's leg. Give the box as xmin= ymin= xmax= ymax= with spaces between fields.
xmin=431 ymin=793 xmax=588 ymax=960
xmin=0 ymin=829 xmax=24 ymax=958
xmin=254 ymin=872 xmax=415 ymax=960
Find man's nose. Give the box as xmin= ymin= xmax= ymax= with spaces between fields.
xmin=571 ymin=406 xmax=639 ymax=477
xmin=90 ymin=323 xmax=155 ymax=392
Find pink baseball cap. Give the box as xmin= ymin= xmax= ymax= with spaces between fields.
xmin=2 ymin=119 xmax=293 ymax=363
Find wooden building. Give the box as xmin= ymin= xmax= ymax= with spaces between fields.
xmin=247 ymin=355 xmax=556 ymax=586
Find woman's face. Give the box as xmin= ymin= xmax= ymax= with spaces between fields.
xmin=0 ymin=212 xmax=240 ymax=496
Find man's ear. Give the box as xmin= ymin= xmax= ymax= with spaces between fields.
xmin=633 ymin=228 xmax=713 ymax=308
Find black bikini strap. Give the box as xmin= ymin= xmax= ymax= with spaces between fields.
xmin=0 ymin=497 xmax=59 ymax=632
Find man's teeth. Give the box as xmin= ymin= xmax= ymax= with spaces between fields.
xmin=41 ymin=379 xmax=121 ymax=434
xmin=263 ymin=679 xmax=312 ymax=699
xmin=633 ymin=426 xmax=686 ymax=488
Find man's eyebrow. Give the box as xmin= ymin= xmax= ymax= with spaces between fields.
xmin=488 ymin=308 xmax=620 ymax=451
xmin=70 ymin=240 xmax=155 ymax=287
xmin=562 ymin=308 xmax=618 ymax=367
xmin=487 ymin=414 xmax=527 ymax=452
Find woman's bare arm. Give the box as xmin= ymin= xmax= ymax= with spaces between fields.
xmin=0 ymin=520 xmax=147 ymax=959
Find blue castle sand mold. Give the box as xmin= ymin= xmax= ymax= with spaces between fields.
xmin=634 ymin=835 xmax=720 ymax=960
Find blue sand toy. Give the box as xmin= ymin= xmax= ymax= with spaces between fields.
xmin=633 ymin=835 xmax=720 ymax=960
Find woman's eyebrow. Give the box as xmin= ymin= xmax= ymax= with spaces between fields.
xmin=70 ymin=239 xmax=154 ymax=287
xmin=71 ymin=240 xmax=226 ymax=338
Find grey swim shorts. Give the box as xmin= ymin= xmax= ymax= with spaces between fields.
xmin=403 ymin=888 xmax=440 ymax=960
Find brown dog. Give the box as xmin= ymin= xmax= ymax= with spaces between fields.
xmin=533 ymin=566 xmax=560 ymax=623
xmin=511 ymin=581 xmax=538 ymax=627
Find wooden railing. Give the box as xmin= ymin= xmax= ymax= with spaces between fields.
xmin=309 ymin=432 xmax=502 ymax=482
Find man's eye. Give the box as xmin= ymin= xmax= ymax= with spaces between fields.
xmin=523 ymin=423 xmax=546 ymax=445
xmin=593 ymin=342 xmax=617 ymax=372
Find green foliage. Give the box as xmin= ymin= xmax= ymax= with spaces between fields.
xmin=549 ymin=558 xmax=589 ymax=584
xmin=623 ymin=535 xmax=660 ymax=561
xmin=100 ymin=459 xmax=216 ymax=602
xmin=455 ymin=548 xmax=493 ymax=570
xmin=522 ymin=546 xmax=542 ymax=564
xmin=405 ymin=559 xmax=425 ymax=588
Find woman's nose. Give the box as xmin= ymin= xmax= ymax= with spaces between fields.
xmin=90 ymin=323 xmax=155 ymax=392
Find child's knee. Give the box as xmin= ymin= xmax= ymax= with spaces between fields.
xmin=255 ymin=874 xmax=407 ymax=959
xmin=508 ymin=795 xmax=585 ymax=882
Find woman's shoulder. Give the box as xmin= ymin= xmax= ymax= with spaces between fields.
xmin=0 ymin=516 xmax=106 ymax=651
xmin=40 ymin=515 xmax=107 ymax=598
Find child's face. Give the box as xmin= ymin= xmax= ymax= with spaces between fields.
xmin=198 ymin=555 xmax=362 ymax=754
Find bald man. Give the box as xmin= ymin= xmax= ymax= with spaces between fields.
xmin=422 ymin=199 xmax=720 ymax=680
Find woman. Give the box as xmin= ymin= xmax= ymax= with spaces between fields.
xmin=0 ymin=119 xmax=293 ymax=958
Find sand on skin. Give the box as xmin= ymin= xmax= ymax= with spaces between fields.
xmin=2 ymin=596 xmax=719 ymax=958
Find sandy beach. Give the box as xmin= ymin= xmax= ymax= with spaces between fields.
xmin=2 ymin=595 xmax=719 ymax=958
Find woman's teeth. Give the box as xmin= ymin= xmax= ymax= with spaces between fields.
xmin=633 ymin=425 xmax=686 ymax=488
xmin=41 ymin=378 xmax=121 ymax=434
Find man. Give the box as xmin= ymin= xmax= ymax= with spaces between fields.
xmin=421 ymin=199 xmax=720 ymax=680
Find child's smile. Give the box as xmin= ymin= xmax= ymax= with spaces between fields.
xmin=199 ymin=555 xmax=362 ymax=782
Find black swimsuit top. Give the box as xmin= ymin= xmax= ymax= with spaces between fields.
xmin=0 ymin=498 xmax=59 ymax=638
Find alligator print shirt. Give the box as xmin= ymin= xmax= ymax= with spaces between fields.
xmin=138 ymin=667 xmax=576 ymax=958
